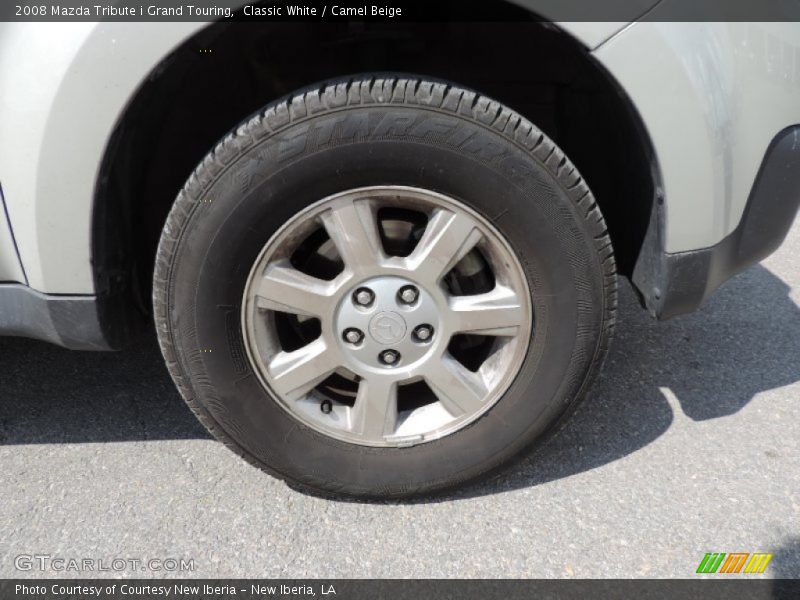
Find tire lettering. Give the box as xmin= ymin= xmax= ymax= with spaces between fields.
xmin=372 ymin=111 xmax=417 ymax=137
xmin=277 ymin=126 xmax=309 ymax=162
xmin=338 ymin=113 xmax=370 ymax=141
xmin=409 ymin=117 xmax=458 ymax=138
xmin=313 ymin=115 xmax=348 ymax=146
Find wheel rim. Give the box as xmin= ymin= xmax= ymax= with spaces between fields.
xmin=241 ymin=186 xmax=532 ymax=447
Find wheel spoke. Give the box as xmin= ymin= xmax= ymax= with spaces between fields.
xmin=448 ymin=285 xmax=525 ymax=336
xmin=406 ymin=208 xmax=482 ymax=284
xmin=267 ymin=339 xmax=340 ymax=401
xmin=350 ymin=377 xmax=398 ymax=440
xmin=255 ymin=261 xmax=335 ymax=317
xmin=423 ymin=356 xmax=487 ymax=416
xmin=320 ymin=200 xmax=384 ymax=272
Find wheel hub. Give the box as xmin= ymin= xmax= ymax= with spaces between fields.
xmin=369 ymin=312 xmax=406 ymax=345
xmin=335 ymin=276 xmax=439 ymax=373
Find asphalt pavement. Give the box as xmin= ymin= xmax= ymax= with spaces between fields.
xmin=1 ymin=220 xmax=799 ymax=579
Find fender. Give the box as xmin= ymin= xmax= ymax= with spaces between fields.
xmin=0 ymin=13 xmax=640 ymax=295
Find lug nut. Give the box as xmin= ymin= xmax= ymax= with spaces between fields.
xmin=378 ymin=349 xmax=400 ymax=366
xmin=343 ymin=328 xmax=364 ymax=345
xmin=413 ymin=324 xmax=434 ymax=342
xmin=354 ymin=287 xmax=374 ymax=307
xmin=398 ymin=285 xmax=419 ymax=305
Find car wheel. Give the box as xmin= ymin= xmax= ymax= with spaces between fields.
xmin=153 ymin=75 xmax=617 ymax=498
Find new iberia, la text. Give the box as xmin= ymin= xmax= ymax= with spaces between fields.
xmin=16 ymin=583 xmax=336 ymax=596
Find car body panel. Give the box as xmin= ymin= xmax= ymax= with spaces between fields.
xmin=594 ymin=21 xmax=800 ymax=253
xmin=556 ymin=22 xmax=631 ymax=49
xmin=0 ymin=22 xmax=204 ymax=293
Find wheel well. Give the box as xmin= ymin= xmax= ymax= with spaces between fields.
xmin=95 ymin=13 xmax=657 ymax=333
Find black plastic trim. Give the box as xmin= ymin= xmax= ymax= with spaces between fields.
xmin=0 ymin=285 xmax=115 ymax=350
xmin=633 ymin=125 xmax=800 ymax=319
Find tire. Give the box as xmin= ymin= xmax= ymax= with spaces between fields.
xmin=153 ymin=75 xmax=617 ymax=499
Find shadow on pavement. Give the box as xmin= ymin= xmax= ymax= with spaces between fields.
xmin=455 ymin=263 xmax=800 ymax=498
xmin=0 ymin=330 xmax=208 ymax=444
xmin=772 ymin=537 xmax=800 ymax=595
xmin=1 ymin=265 xmax=799 ymax=497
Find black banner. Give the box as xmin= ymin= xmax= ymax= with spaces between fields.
xmin=3 ymin=0 xmax=800 ymax=22
xmin=2 ymin=579 xmax=800 ymax=600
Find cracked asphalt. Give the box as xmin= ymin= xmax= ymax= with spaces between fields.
xmin=1 ymin=220 xmax=798 ymax=579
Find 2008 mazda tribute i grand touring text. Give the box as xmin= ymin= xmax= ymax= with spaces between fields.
xmin=1 ymin=7 xmax=799 ymax=498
